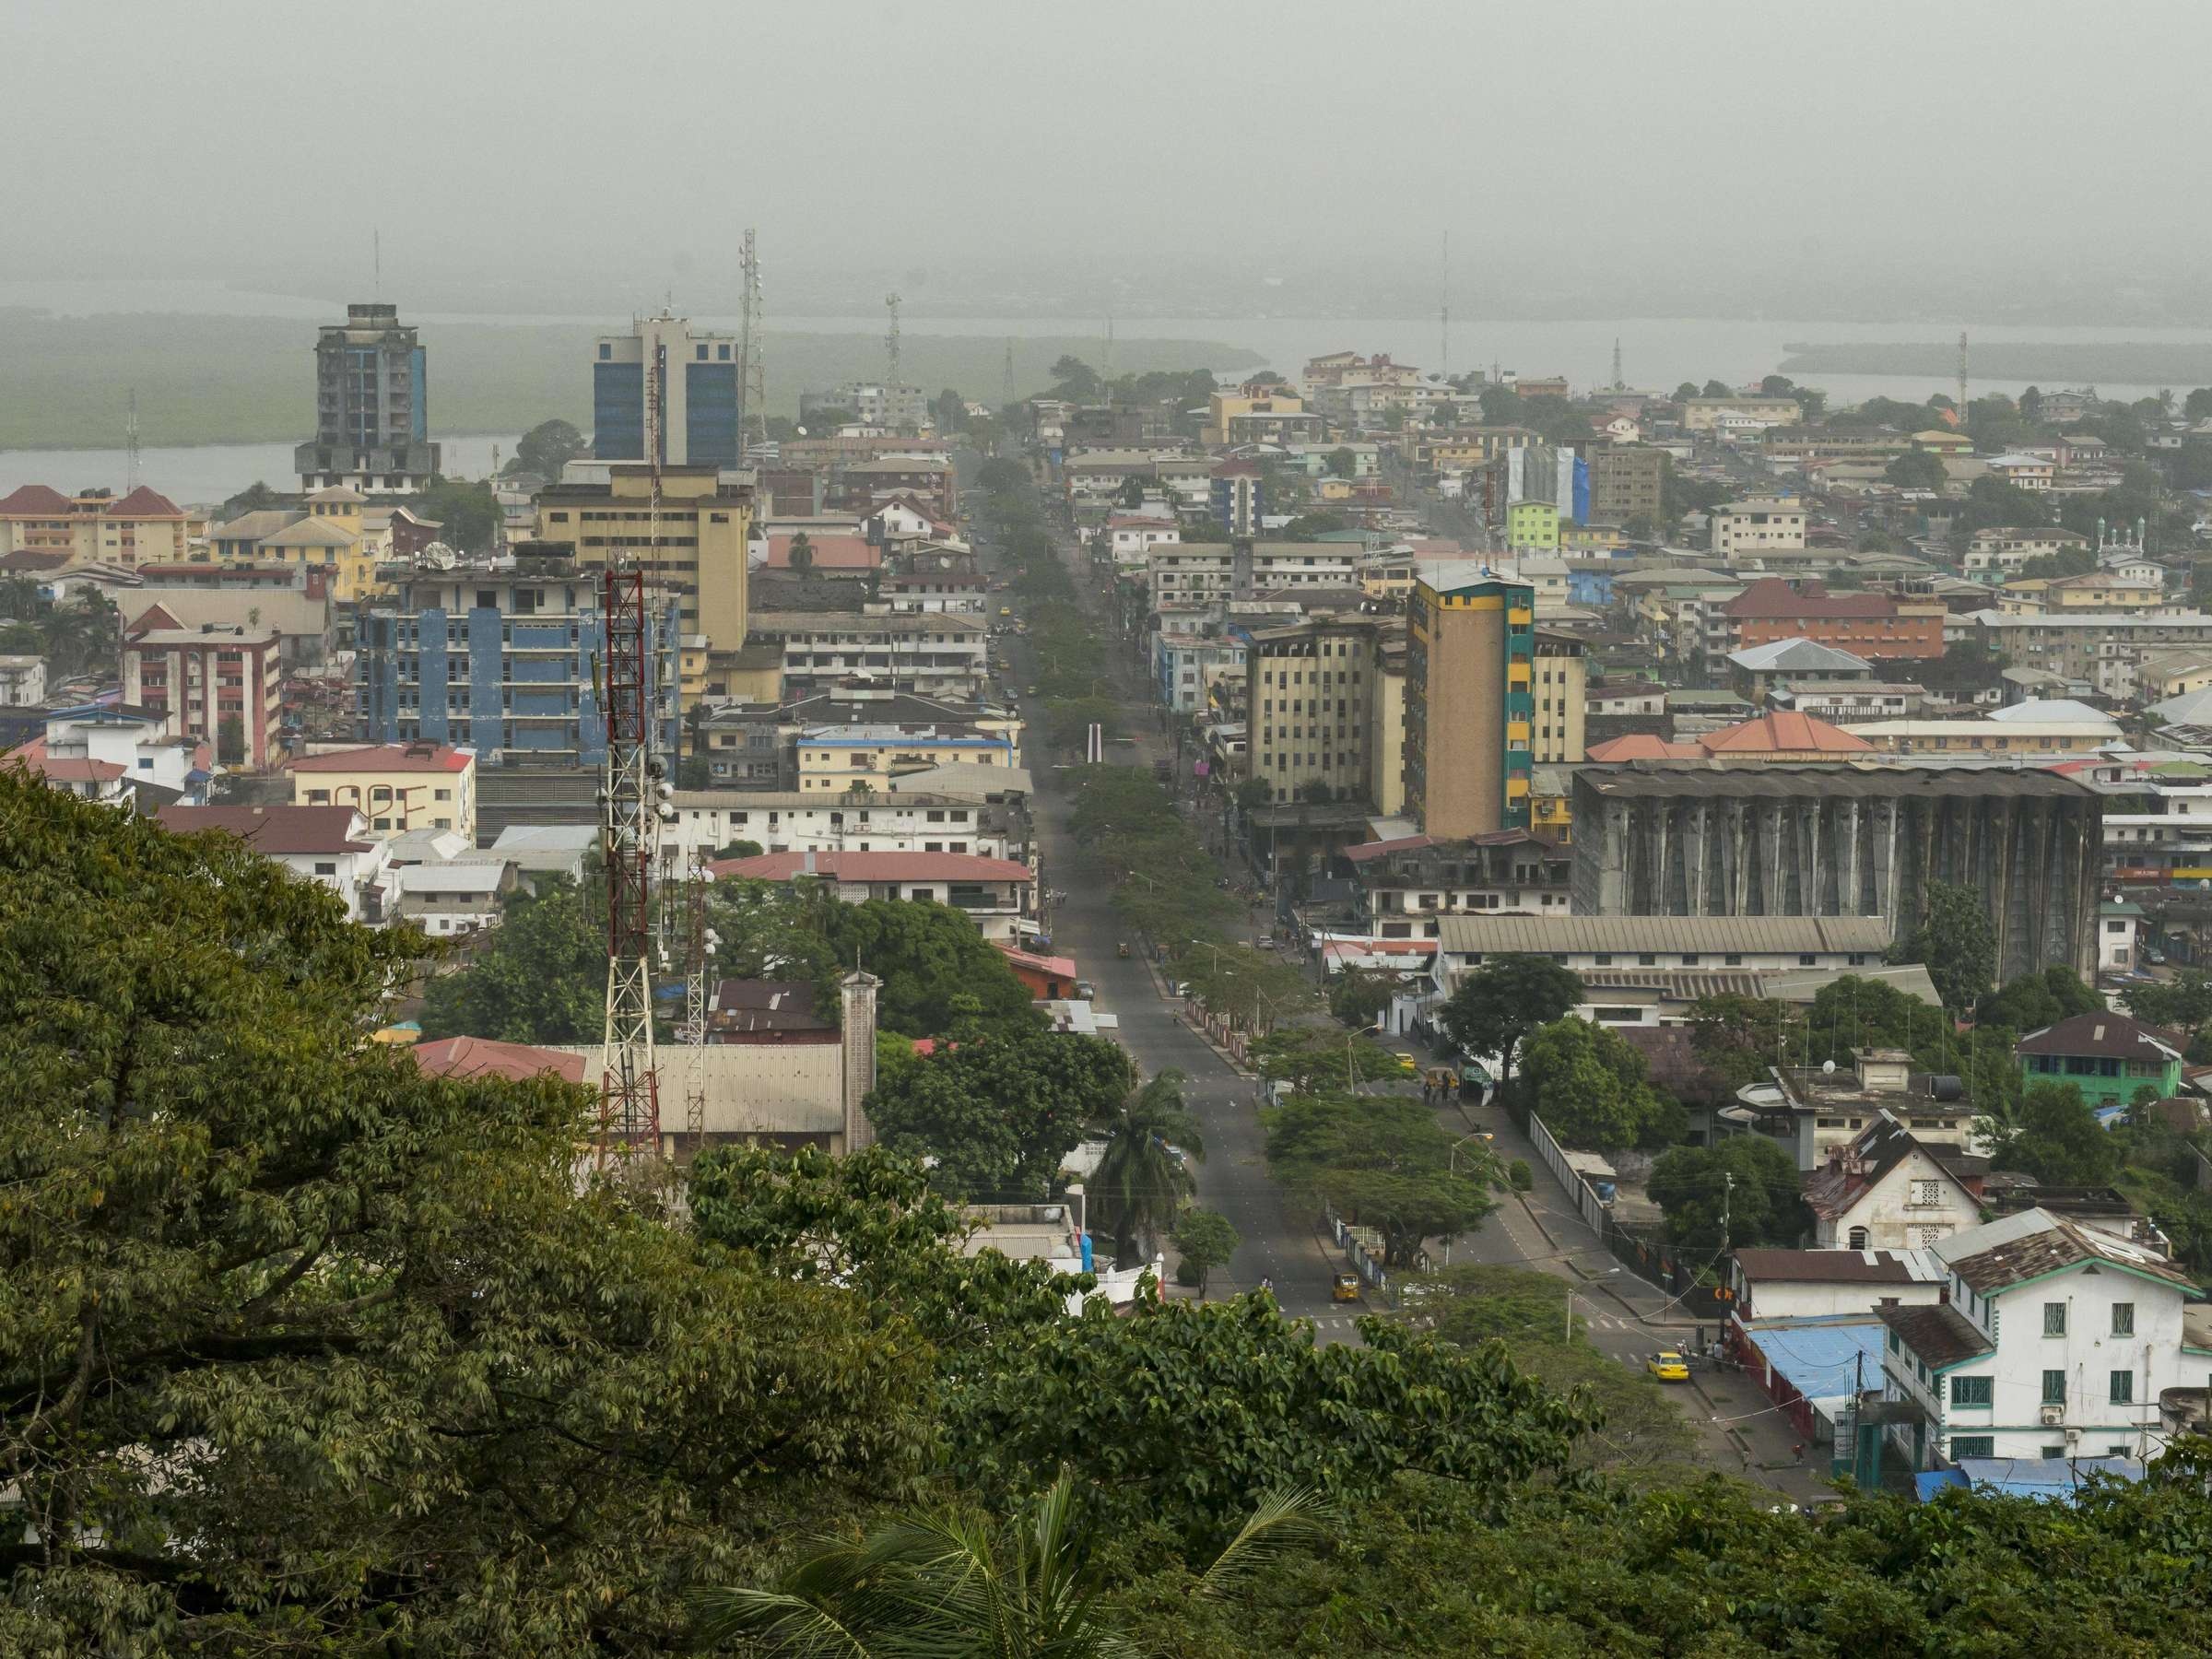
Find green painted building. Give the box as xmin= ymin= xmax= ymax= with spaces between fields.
xmin=2016 ymin=1011 xmax=2184 ymax=1112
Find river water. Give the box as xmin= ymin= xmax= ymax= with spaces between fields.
xmin=8 ymin=279 xmax=2209 ymax=503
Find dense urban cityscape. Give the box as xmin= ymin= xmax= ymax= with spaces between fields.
xmin=15 ymin=6 xmax=2212 ymax=1653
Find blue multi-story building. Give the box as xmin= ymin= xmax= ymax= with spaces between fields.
xmin=593 ymin=312 xmax=741 ymax=468
xmin=356 ymin=556 xmax=677 ymax=768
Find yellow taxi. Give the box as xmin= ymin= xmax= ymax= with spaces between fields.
xmin=1647 ymin=1351 xmax=1690 ymax=1383
xmin=1332 ymin=1271 xmax=1362 ymax=1302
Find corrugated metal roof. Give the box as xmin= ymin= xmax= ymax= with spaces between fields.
xmin=1435 ymin=914 xmax=1893 ymax=955
xmin=1738 ymin=1316 xmax=1888 ymax=1403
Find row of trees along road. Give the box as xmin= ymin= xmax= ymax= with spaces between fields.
xmin=14 ymin=770 xmax=2212 ymax=1653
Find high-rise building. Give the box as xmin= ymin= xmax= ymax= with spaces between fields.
xmin=355 ymin=553 xmax=677 ymax=767
xmin=533 ymin=464 xmax=753 ymax=677
xmin=294 ymin=303 xmax=440 ymax=494
xmin=593 ymin=312 xmax=740 ymax=467
xmin=1406 ymin=564 xmax=1535 ymax=837
xmin=1588 ymin=444 xmax=1664 ymax=528
xmin=1532 ymin=627 xmax=1586 ymax=765
xmin=1242 ymin=614 xmax=1381 ymax=806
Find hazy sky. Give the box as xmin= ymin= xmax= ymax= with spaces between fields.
xmin=10 ymin=0 xmax=2212 ymax=320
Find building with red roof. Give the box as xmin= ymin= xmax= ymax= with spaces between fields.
xmin=1722 ymin=578 xmax=1945 ymax=660
xmin=411 ymin=1035 xmax=590 ymax=1086
xmin=995 ymin=942 xmax=1079 ymax=1000
xmin=289 ymin=742 xmax=477 ymax=840
xmin=0 ymin=484 xmax=194 ymax=568
xmin=157 ymin=803 xmax=394 ymax=921
xmin=124 ymin=619 xmax=284 ymax=770
xmin=1586 ymin=712 xmax=1870 ymax=764
xmin=706 ymin=848 xmax=1034 ymax=941
xmin=761 ymin=531 xmax=880 ymax=572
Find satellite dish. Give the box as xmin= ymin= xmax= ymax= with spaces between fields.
xmin=1822 ymin=1059 xmax=1837 ymax=1075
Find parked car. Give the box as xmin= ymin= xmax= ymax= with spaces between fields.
xmin=1647 ymin=1351 xmax=1690 ymax=1383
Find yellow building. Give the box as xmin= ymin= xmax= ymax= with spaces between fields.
xmin=535 ymin=465 xmax=753 ymax=681
xmin=211 ymin=487 xmax=393 ymax=602
xmin=1506 ymin=500 xmax=1559 ymax=552
xmin=1529 ymin=771 xmax=1573 ymax=844
xmin=290 ymin=742 xmax=477 ymax=840
xmin=0 ymin=483 xmax=199 ymax=567
xmin=1418 ymin=426 xmax=1537 ymax=471
xmin=1533 ymin=628 xmax=1586 ymax=763
xmin=1366 ymin=629 xmax=1408 ymax=816
xmin=1407 ymin=567 xmax=1535 ymax=836
xmin=1559 ymin=522 xmax=1628 ymax=554
xmin=795 ymin=726 xmax=1022 ymax=793
xmin=1203 ymin=386 xmax=1306 ymax=447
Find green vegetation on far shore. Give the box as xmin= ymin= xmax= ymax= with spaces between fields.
xmin=0 ymin=307 xmax=1258 ymax=449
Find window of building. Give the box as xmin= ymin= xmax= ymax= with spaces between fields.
xmin=2111 ymin=1370 xmax=2136 ymax=1405
xmin=1949 ymin=1436 xmax=1994 ymax=1461
xmin=1637 ymin=952 xmax=1657 ymax=966
xmin=1950 ymin=1375 xmax=1992 ymax=1406
xmin=2043 ymin=1303 xmax=2066 ymax=1336
xmin=1849 ymin=1226 xmax=1870 ymax=1250
xmin=2112 ymin=1302 xmax=2135 ymax=1336
xmin=2041 ymin=1369 xmax=2066 ymax=1404
xmin=313 ymin=861 xmax=337 ymax=877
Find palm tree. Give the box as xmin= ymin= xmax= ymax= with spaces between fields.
xmin=690 ymin=1470 xmax=1327 ymax=1657
xmin=1091 ymin=1070 xmax=1201 ymax=1270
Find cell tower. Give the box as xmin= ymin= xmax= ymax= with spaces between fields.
xmin=1002 ymin=338 xmax=1015 ymax=411
xmin=884 ymin=291 xmax=902 ymax=387
xmin=1439 ymin=231 xmax=1450 ymax=381
xmin=681 ymin=843 xmax=713 ymax=1151
xmin=1957 ymin=331 xmax=1970 ymax=426
xmin=1612 ymin=337 xmax=1623 ymax=393
xmin=736 ymin=228 xmax=764 ymax=455
xmin=125 ymin=388 xmax=140 ymax=491
xmin=595 ymin=346 xmax=667 ymax=1167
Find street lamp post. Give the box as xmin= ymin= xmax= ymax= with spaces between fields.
xmin=1442 ymin=1133 xmax=1491 ymax=1266
xmin=1565 ymin=1267 xmax=1624 ymax=1344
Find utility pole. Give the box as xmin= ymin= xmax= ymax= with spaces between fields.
xmin=1721 ymin=1171 xmax=1734 ymax=1255
xmin=125 ymin=388 xmax=140 ymax=492
xmin=1439 ymin=230 xmax=1450 ymax=382
xmin=884 ymin=291 xmax=902 ymax=389
xmin=1002 ymin=337 xmax=1015 ymax=414
xmin=736 ymin=228 xmax=763 ymax=457
xmin=1563 ymin=1284 xmax=1577 ymax=1344
xmin=682 ymin=842 xmax=712 ymax=1153
xmin=1957 ymin=330 xmax=1970 ymax=428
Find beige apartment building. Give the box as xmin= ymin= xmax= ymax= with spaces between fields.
xmin=1245 ymin=615 xmax=1382 ymax=805
xmin=1533 ymin=628 xmax=1587 ymax=763
xmin=0 ymin=483 xmax=199 ymax=567
xmin=1680 ymin=395 xmax=1800 ymax=433
xmin=1406 ymin=566 xmax=1535 ymax=837
xmin=535 ymin=464 xmax=754 ymax=667
xmin=1366 ymin=624 xmax=1408 ymax=816
xmin=1712 ymin=498 xmax=1807 ymax=558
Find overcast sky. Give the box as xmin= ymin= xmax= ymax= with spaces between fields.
xmin=8 ymin=0 xmax=2212 ymax=320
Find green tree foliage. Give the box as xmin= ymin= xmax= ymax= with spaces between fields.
xmin=1246 ymin=1026 xmax=1403 ymax=1091
xmin=1978 ymin=964 xmax=2105 ymax=1032
xmin=1885 ymin=447 xmax=1947 ymax=491
xmin=948 ymin=1297 xmax=1590 ymax=1548
xmin=1687 ymin=993 xmax=1799 ymax=1088
xmin=1803 ymin=974 xmax=2021 ymax=1124
xmin=1947 ymin=473 xmax=2054 ymax=539
xmin=1101 ymin=1448 xmax=2212 ymax=1655
xmin=1646 ymin=1135 xmax=1810 ymax=1253
xmin=803 ymin=405 xmax=858 ymax=432
xmin=694 ymin=1469 xmax=1328 ymax=1656
xmin=1520 ymin=1017 xmax=1677 ymax=1150
xmin=417 ymin=872 xmax=606 ymax=1043
xmin=687 ymin=1144 xmax=1074 ymax=1358
xmin=2000 ymin=1081 xmax=2122 ymax=1186
xmin=508 ymin=416 xmax=584 ymax=480
xmin=865 ymin=1028 xmax=1134 ymax=1200
xmin=1325 ymin=445 xmax=1358 ymax=479
xmin=0 ymin=770 xmax=929 ymax=1653
xmin=2124 ymin=969 xmax=2212 ymax=1038
xmin=1092 ymin=1071 xmax=1202 ymax=1268
xmin=1437 ymin=954 xmax=1585 ymax=1089
xmin=414 ymin=475 xmax=501 ymax=552
xmin=787 ymin=528 xmax=817 ymax=573
xmin=819 ymin=896 xmax=1040 ymax=1037
xmin=930 ymin=387 xmax=968 ymax=433
xmin=1418 ymin=1263 xmax=1696 ymax=1468
xmin=219 ymin=477 xmax=282 ymax=517
xmin=1889 ymin=879 xmax=1997 ymax=1010
xmin=1328 ymin=967 xmax=1400 ymax=1030
xmin=1169 ymin=1207 xmax=1241 ymax=1295
xmin=1264 ymin=1093 xmax=1495 ymax=1265
xmin=1048 ymin=356 xmax=1103 ymax=401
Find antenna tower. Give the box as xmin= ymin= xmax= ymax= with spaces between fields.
xmin=1612 ymin=336 xmax=1623 ymax=393
xmin=1957 ymin=331 xmax=1970 ymax=426
xmin=1002 ymin=338 xmax=1015 ymax=411
xmin=595 ymin=342 xmax=666 ymax=1167
xmin=681 ymin=843 xmax=712 ymax=1150
xmin=736 ymin=228 xmax=764 ymax=455
xmin=125 ymin=389 xmax=140 ymax=491
xmin=1439 ymin=231 xmax=1450 ymax=381
xmin=884 ymin=291 xmax=902 ymax=388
